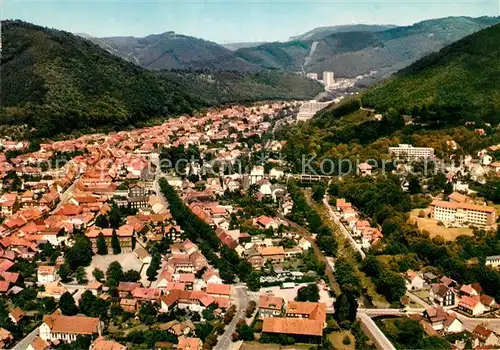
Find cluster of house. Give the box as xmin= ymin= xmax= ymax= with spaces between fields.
xmin=27 ymin=239 xmax=233 ymax=348
xmin=405 ymin=271 xmax=498 ymax=317
xmin=446 ymin=146 xmax=500 ymax=185
xmin=0 ymin=101 xmax=296 ymax=294
xmin=257 ymin=295 xmax=326 ymax=343
xmin=240 ymin=232 xmax=312 ymax=270
xmin=27 ymin=310 xmax=201 ymax=350
xmin=335 ymin=199 xmax=383 ymax=248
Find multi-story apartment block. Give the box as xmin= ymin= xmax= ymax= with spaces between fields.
xmin=430 ymin=200 xmax=497 ymax=227
xmin=389 ymin=144 xmax=434 ymax=159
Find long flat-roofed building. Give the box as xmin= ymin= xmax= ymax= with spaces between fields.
xmin=430 ymin=200 xmax=497 ymax=227
xmin=389 ymin=144 xmax=434 ymax=159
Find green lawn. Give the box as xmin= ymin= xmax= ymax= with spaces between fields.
xmin=328 ymin=330 xmax=356 ymax=350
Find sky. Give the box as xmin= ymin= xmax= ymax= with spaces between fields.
xmin=2 ymin=0 xmax=500 ymax=43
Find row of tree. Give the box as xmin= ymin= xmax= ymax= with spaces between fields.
xmin=159 ymin=178 xmax=252 ymax=283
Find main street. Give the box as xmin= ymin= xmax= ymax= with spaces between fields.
xmin=215 ymin=286 xmax=249 ymax=350
xmin=50 ymin=173 xmax=81 ymax=214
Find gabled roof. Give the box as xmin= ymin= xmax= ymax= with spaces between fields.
xmin=43 ymin=311 xmax=100 ymax=335
xmin=259 ymin=295 xmax=284 ymax=310
xmin=90 ymin=336 xmax=126 ymax=350
xmin=206 ymin=283 xmax=231 ymax=296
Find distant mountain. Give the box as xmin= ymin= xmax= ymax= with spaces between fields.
xmin=307 ymin=16 xmax=500 ymax=79
xmin=86 ymin=31 xmax=259 ymax=71
xmin=221 ymin=42 xmax=270 ymax=51
xmin=237 ymin=16 xmax=500 ymax=79
xmin=362 ymin=22 xmax=500 ymax=124
xmin=281 ymin=23 xmax=500 ymax=174
xmin=234 ymin=41 xmax=312 ymax=72
xmin=0 ymin=20 xmax=322 ymax=138
xmin=289 ymin=24 xmax=397 ymax=41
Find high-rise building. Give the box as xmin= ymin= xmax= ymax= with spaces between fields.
xmin=322 ymin=71 xmax=335 ymax=87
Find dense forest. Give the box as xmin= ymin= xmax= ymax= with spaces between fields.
xmin=0 ymin=20 xmax=322 ymax=138
xmin=362 ymin=23 xmax=500 ymax=124
xmin=280 ymin=23 xmax=500 ymax=173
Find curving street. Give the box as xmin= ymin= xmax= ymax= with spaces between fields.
xmin=215 ymin=286 xmax=248 ymax=350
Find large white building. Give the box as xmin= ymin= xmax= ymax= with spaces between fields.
xmin=40 ymin=312 xmax=102 ymax=343
xmin=389 ymin=144 xmax=434 ymax=159
xmin=430 ymin=200 xmax=497 ymax=227
xmin=296 ymin=100 xmax=331 ymax=121
xmin=322 ymin=71 xmax=335 ymax=88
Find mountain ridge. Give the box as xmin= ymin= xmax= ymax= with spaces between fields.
xmin=0 ymin=20 xmax=323 ymax=138
xmin=288 ymin=24 xmax=398 ymax=41
xmin=86 ymin=31 xmax=259 ymax=72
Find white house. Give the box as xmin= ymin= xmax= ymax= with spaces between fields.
xmin=405 ymin=270 xmax=425 ymax=290
xmin=298 ymin=237 xmax=312 ymax=251
xmin=202 ymin=270 xmax=223 ymax=285
xmin=458 ymin=296 xmax=487 ymax=316
xmin=485 ymin=255 xmax=500 ymax=268
xmin=40 ymin=311 xmax=102 ymax=343
xmin=37 ymin=266 xmax=58 ymax=284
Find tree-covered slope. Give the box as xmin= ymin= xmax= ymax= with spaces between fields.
xmin=306 ymin=16 xmax=500 ymax=78
xmin=279 ymin=23 xmax=500 ymax=173
xmin=0 ymin=21 xmax=323 ymax=138
xmin=0 ymin=20 xmax=198 ymax=137
xmin=362 ymin=22 xmax=500 ymax=124
xmin=289 ymin=24 xmax=397 ymax=41
xmin=234 ymin=16 xmax=500 ymax=78
xmin=87 ymin=32 xmax=259 ymax=72
xmin=234 ymin=41 xmax=311 ymax=71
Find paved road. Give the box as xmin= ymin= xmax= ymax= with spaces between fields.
xmin=12 ymin=325 xmax=40 ymax=350
xmin=359 ymin=307 xmax=425 ymax=316
xmin=151 ymin=153 xmax=170 ymax=209
xmin=215 ymin=286 xmax=248 ymax=350
xmin=323 ymin=195 xmax=366 ymax=259
xmin=50 ymin=174 xmax=80 ymax=214
xmin=357 ymin=312 xmax=396 ymax=350
xmin=457 ymin=314 xmax=500 ymax=332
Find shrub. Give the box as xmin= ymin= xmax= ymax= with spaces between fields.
xmin=343 ymin=335 xmax=352 ymax=345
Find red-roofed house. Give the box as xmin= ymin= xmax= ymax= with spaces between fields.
xmin=458 ymin=296 xmax=487 ymax=316
xmin=206 ymin=284 xmax=232 ymax=299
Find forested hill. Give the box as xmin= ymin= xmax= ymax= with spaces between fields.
xmin=0 ymin=21 xmax=322 ymax=138
xmin=280 ymin=24 xmax=500 ymax=174
xmin=362 ymin=22 xmax=500 ymax=124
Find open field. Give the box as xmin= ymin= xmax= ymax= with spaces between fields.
xmin=410 ymin=210 xmax=473 ymax=240
xmin=328 ymin=330 xmax=356 ymax=350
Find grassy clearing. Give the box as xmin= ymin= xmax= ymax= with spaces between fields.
xmin=409 ymin=210 xmax=473 ymax=240
xmin=328 ymin=330 xmax=356 ymax=350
